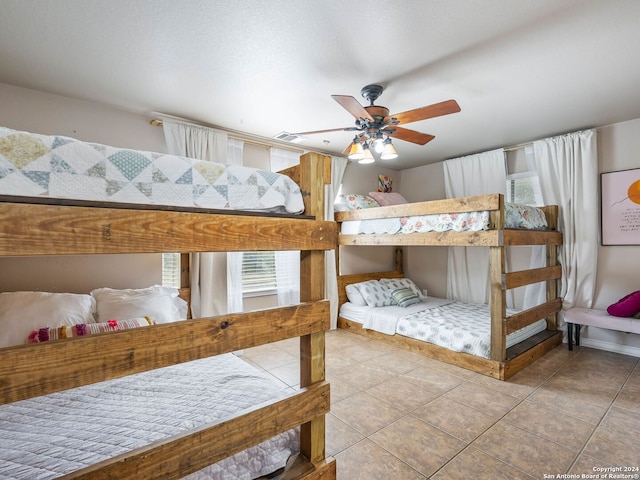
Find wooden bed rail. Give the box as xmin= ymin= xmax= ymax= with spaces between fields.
xmin=65 ymin=382 xmax=331 ymax=479
xmin=0 ymin=202 xmax=336 ymax=256
xmin=334 ymin=194 xmax=504 ymax=222
xmin=0 ymin=301 xmax=330 ymax=405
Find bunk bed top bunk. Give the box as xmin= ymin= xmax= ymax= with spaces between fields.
xmin=334 ymin=194 xmax=563 ymax=380
xmin=0 ymin=126 xmax=337 ymax=479
xmin=334 ymin=192 xmax=562 ymax=247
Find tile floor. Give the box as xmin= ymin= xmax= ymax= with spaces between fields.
xmin=242 ymin=329 xmax=640 ymax=480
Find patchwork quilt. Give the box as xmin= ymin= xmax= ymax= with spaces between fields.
xmin=0 ymin=126 xmax=304 ymax=214
xmin=0 ymin=353 xmax=298 ymax=479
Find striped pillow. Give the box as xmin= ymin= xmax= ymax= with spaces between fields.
xmin=391 ymin=287 xmax=421 ymax=307
xmin=28 ymin=317 xmax=153 ymax=343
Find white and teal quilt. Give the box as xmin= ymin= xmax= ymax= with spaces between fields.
xmin=0 ymin=126 xmax=304 ymax=214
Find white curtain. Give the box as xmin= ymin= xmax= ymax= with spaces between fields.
xmin=270 ymin=146 xmax=301 ymax=171
xmin=443 ymin=149 xmax=506 ymax=303
xmin=523 ymin=130 xmax=598 ymax=314
xmin=162 ymin=119 xmax=229 ymax=317
xmin=275 ymin=250 xmax=300 ymax=305
xmin=326 ymin=156 xmax=348 ymax=328
xmin=270 ymin=148 xmax=302 ymax=306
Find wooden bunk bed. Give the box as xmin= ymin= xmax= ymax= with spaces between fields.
xmin=335 ymin=194 xmax=563 ymax=380
xmin=0 ymin=126 xmax=337 ymax=480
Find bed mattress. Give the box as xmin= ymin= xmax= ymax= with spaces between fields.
xmin=0 ymin=353 xmax=298 ymax=480
xmin=0 ymin=126 xmax=303 ymax=214
xmin=339 ymin=299 xmax=547 ymax=358
xmin=339 ymin=202 xmax=548 ymax=235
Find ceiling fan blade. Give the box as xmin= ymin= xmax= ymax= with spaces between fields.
xmin=389 ymin=126 xmax=435 ymax=145
xmin=292 ymin=127 xmax=356 ymax=136
xmin=387 ymin=99 xmax=461 ymax=125
xmin=331 ymin=95 xmax=374 ymax=121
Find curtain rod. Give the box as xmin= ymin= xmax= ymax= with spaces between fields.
xmin=149 ymin=115 xmax=306 ymax=153
xmin=504 ymin=141 xmax=533 ymax=152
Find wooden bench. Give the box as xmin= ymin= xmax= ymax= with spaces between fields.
xmin=565 ymin=307 xmax=640 ymax=350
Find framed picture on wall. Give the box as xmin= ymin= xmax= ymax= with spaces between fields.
xmin=601 ymin=167 xmax=640 ymax=245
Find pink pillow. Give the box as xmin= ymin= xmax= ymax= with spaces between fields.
xmin=607 ymin=290 xmax=640 ymax=317
xmin=368 ymin=191 xmax=408 ymax=206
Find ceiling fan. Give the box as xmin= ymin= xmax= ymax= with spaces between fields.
xmin=293 ymin=84 xmax=460 ymax=162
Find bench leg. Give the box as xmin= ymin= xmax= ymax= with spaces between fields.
xmin=575 ymin=323 xmax=581 ymax=346
xmin=567 ymin=322 xmax=574 ymax=351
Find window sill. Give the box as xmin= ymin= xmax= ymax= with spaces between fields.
xmin=243 ymin=289 xmax=277 ymax=298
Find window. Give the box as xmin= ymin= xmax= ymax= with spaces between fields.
xmin=241 ymin=251 xmax=277 ymax=295
xmin=162 ymin=251 xmax=279 ymax=295
xmin=505 ymin=146 xmax=544 ymax=207
xmin=161 ymin=253 xmax=181 ymax=288
xmin=506 ymin=172 xmax=544 ymax=206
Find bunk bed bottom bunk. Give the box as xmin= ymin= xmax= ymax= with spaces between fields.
xmin=0 ymin=353 xmax=300 ymax=480
xmin=337 ymin=272 xmax=562 ymax=380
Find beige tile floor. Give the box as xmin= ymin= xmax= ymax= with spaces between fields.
xmin=242 ymin=329 xmax=640 ymax=480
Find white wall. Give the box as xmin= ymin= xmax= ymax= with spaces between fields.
xmin=338 ymin=163 xmax=402 ymax=274
xmin=399 ymin=162 xmax=449 ymax=298
xmin=588 ymin=118 xmax=640 ymax=354
xmin=0 ymin=82 xmax=167 ymax=293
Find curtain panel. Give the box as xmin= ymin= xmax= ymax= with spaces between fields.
xmin=531 ymin=130 xmax=598 ymax=312
xmin=443 ymin=149 xmax=506 ymax=304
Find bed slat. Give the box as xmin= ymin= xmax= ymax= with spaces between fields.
xmin=339 ymin=230 xmax=503 ymax=247
xmin=503 ymin=265 xmax=562 ymax=290
xmin=506 ymin=298 xmax=563 ymax=335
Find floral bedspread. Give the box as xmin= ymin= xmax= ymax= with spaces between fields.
xmin=340 ymin=202 xmax=548 ymax=235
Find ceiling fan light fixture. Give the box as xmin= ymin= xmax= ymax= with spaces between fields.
xmin=380 ymin=138 xmax=398 ymax=160
xmin=373 ymin=132 xmax=385 ymax=153
xmin=347 ymin=137 xmax=364 ymax=160
xmin=358 ymin=142 xmax=375 ymax=164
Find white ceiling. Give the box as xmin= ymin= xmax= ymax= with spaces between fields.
xmin=1 ymin=0 xmax=640 ymax=170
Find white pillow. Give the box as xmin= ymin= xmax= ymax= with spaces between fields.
xmin=91 ymin=286 xmax=184 ymax=324
xmin=355 ymin=280 xmax=394 ymax=308
xmin=380 ymin=277 xmax=426 ymax=300
xmin=345 ymin=284 xmax=368 ymax=306
xmin=0 ymin=291 xmax=96 ymax=348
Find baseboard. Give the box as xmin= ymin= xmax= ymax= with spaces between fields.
xmin=578 ymin=338 xmax=640 ymax=358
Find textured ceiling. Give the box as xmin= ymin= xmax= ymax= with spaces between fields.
xmin=1 ymin=0 xmax=640 ymax=169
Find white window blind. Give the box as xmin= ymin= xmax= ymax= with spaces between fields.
xmin=241 ymin=251 xmax=277 ymax=294
xmin=162 ymin=252 xmax=181 ymax=288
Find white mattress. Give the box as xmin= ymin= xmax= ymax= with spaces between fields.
xmin=340 ymin=299 xmax=547 ymax=359
xmin=0 ymin=353 xmax=298 ymax=480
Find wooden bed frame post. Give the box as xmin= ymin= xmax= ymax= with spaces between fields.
xmin=489 ymin=246 xmax=507 ymax=362
xmin=299 ymin=152 xmax=331 ymax=464
xmin=545 ymin=205 xmax=559 ymax=330
xmin=489 ymin=195 xmax=506 ymax=362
